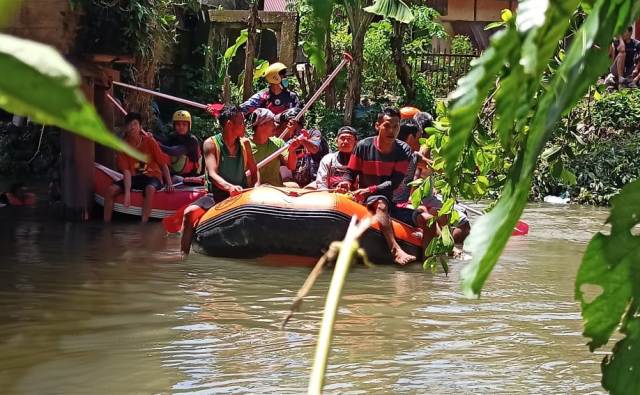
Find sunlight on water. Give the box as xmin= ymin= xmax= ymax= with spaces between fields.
xmin=0 ymin=204 xmax=608 ymax=394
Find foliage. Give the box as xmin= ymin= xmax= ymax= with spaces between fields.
xmin=451 ymin=35 xmax=474 ymax=55
xmin=363 ymin=0 xmax=414 ymax=24
xmin=0 ymin=33 xmax=142 ymax=160
xmin=425 ymin=0 xmax=640 ymax=392
xmin=592 ymin=89 xmax=640 ymax=132
xmin=0 ymin=122 xmax=61 ymax=176
xmin=575 ymin=180 xmax=640 ymax=394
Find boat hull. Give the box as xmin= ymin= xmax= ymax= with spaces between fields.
xmin=193 ymin=186 xmax=422 ymax=264
xmin=94 ymin=163 xmax=206 ymax=219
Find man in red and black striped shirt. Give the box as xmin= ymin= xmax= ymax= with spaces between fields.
xmin=337 ymin=108 xmax=417 ymax=265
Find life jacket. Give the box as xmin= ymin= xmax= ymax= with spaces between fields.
xmin=261 ymin=89 xmax=298 ymax=115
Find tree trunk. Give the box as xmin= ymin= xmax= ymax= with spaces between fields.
xmin=324 ymin=27 xmax=336 ymax=110
xmin=391 ymin=21 xmax=415 ymax=101
xmin=343 ymin=3 xmax=374 ymax=125
xmin=242 ymin=2 xmax=259 ymax=101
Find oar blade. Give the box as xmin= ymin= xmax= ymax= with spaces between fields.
xmin=511 ymin=220 xmax=529 ymax=236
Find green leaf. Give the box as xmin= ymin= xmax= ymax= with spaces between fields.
xmin=560 ymin=168 xmax=577 ymax=186
xmin=438 ymin=198 xmax=455 ymax=217
xmin=602 ymin=315 xmax=640 ymax=394
xmin=0 ymin=33 xmax=143 ymax=161
xmin=303 ymin=0 xmax=335 ymax=75
xmin=576 ymin=180 xmax=640 ymax=350
xmin=501 ymin=8 xmax=514 ymax=23
xmin=364 ymin=0 xmax=415 ymax=24
xmin=224 ymin=29 xmax=248 ymax=63
xmin=457 ymin=0 xmax=638 ymax=297
xmin=253 ymin=59 xmax=270 ymax=80
xmin=541 ymin=145 xmax=562 ymax=161
xmin=441 ymin=225 xmax=454 ymax=248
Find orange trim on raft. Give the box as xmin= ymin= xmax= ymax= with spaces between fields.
xmin=198 ymin=186 xmax=422 ymax=248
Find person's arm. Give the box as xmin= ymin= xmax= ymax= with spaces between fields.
xmin=203 ymin=138 xmax=242 ymax=194
xmin=159 ymin=142 xmax=189 ymax=157
xmin=240 ymin=91 xmax=266 ymax=114
xmin=299 ymin=129 xmax=321 ymax=155
xmin=315 ymin=155 xmax=330 ymax=190
xmin=161 ymin=164 xmax=173 ymax=191
xmin=123 ymin=170 xmax=132 ymax=207
xmin=243 ymin=139 xmax=259 ymax=187
xmin=337 ymin=145 xmax=361 ymax=191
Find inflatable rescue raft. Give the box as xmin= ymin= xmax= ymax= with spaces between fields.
xmin=193 ymin=186 xmax=423 ymax=264
xmin=94 ymin=163 xmax=206 ymax=219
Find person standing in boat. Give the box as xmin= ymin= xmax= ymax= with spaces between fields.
xmin=241 ymin=62 xmax=300 ymax=116
xmin=104 ymin=112 xmax=173 ymax=224
xmin=313 ymin=126 xmax=358 ymax=190
xmin=336 ymin=108 xmax=417 ymax=265
xmin=275 ymin=108 xmax=330 ymax=188
xmin=157 ymin=110 xmax=203 ymax=184
xmin=180 ymin=105 xmax=259 ymax=256
xmin=249 ymin=108 xmax=297 ymax=186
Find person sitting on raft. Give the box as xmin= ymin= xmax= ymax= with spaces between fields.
xmin=241 ymin=62 xmax=300 ymax=115
xmin=104 ymin=112 xmax=173 ymax=223
xmin=394 ymin=119 xmax=471 ymax=249
xmin=249 ymin=108 xmax=297 ymax=187
xmin=0 ymin=182 xmax=36 ymax=207
xmin=275 ymin=108 xmax=330 ymax=187
xmin=157 ymin=110 xmax=202 ymax=184
xmin=180 ymin=105 xmax=259 ymax=256
xmin=336 ymin=107 xmax=418 ymax=266
xmin=313 ymin=126 xmax=358 ymax=190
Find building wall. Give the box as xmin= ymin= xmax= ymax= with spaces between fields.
xmin=4 ymin=0 xmax=80 ymax=54
xmin=441 ymin=0 xmax=515 ymax=22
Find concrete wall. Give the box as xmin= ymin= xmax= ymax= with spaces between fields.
xmin=4 ymin=0 xmax=80 ymax=54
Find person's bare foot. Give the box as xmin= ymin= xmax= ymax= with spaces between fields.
xmin=392 ymin=247 xmax=416 ymax=266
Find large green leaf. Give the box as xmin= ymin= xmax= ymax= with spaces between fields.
xmin=576 ymin=180 xmax=640 ymax=350
xmin=602 ymin=315 xmax=640 ymax=394
xmin=455 ymin=0 xmax=639 ymax=297
xmin=363 ymin=0 xmax=414 ymax=24
xmin=223 ymin=29 xmax=248 ymax=63
xmin=0 ymin=33 xmax=143 ymax=160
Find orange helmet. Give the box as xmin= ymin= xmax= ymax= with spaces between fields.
xmin=400 ymin=106 xmax=420 ymax=119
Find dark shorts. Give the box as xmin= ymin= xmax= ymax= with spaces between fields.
xmin=115 ymin=174 xmax=163 ymax=196
xmin=365 ymin=194 xmax=419 ymax=227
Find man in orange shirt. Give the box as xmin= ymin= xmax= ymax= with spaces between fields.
xmin=104 ymin=112 xmax=173 ymax=223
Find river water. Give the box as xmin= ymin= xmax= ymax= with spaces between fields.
xmin=0 ymin=203 xmax=609 ymax=394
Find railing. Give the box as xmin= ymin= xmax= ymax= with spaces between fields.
xmin=413 ymin=50 xmax=479 ymax=98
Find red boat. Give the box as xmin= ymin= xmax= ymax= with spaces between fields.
xmin=94 ymin=163 xmax=206 ymax=219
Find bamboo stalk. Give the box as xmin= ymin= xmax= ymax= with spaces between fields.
xmin=308 ymin=216 xmax=371 ymax=395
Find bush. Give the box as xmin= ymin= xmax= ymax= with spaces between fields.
xmin=592 ymin=89 xmax=640 ymax=132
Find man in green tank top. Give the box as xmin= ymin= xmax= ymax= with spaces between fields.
xmin=180 ymin=105 xmax=258 ymax=256
xmin=249 ymin=108 xmax=297 ymax=186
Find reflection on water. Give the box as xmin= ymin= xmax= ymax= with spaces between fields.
xmin=0 ymin=204 xmax=608 ymax=394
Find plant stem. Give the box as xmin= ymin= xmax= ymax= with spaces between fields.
xmin=308 ymin=216 xmax=370 ymax=394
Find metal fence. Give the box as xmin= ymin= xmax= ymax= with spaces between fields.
xmin=413 ymin=50 xmax=479 ymax=98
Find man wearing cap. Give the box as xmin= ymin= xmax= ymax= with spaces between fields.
xmin=241 ymin=62 xmax=300 ymax=115
xmin=249 ymin=108 xmax=297 ymax=186
xmin=314 ymin=126 xmax=358 ymax=190
xmin=157 ymin=110 xmax=202 ymax=183
xmin=275 ymin=107 xmax=330 ymax=187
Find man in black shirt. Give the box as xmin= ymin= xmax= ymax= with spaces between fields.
xmin=608 ymin=26 xmax=640 ymax=87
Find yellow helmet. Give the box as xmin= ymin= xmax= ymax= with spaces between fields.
xmin=264 ymin=62 xmax=288 ymax=84
xmin=172 ymin=110 xmax=192 ymax=129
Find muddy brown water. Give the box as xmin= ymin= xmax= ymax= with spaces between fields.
xmin=0 ymin=203 xmax=609 ymax=394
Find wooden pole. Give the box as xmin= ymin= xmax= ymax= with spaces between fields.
xmin=242 ymin=2 xmax=259 ymax=101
